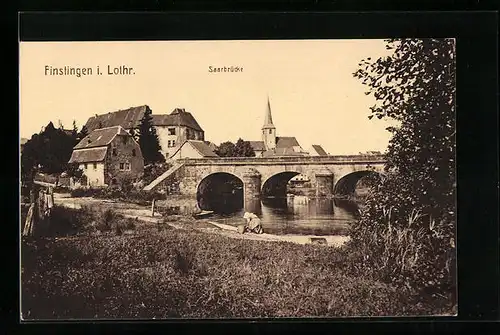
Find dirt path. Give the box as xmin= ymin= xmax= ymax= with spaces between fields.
xmin=53 ymin=193 xmax=350 ymax=247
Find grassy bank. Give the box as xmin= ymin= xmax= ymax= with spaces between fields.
xmin=21 ymin=205 xmax=452 ymax=319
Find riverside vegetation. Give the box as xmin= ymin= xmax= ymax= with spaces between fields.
xmin=21 ymin=205 xmax=453 ymax=319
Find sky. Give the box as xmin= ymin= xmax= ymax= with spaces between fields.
xmin=19 ymin=39 xmax=395 ymax=155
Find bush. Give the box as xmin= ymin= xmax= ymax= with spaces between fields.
xmin=143 ymin=163 xmax=172 ymax=185
xmin=31 ymin=205 xmax=97 ymax=237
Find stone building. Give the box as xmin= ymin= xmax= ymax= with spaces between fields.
xmin=249 ymin=97 xmax=309 ymax=157
xmin=68 ymin=126 xmax=144 ymax=187
xmin=83 ymin=105 xmax=205 ymax=159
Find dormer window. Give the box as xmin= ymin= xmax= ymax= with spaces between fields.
xmin=168 ymin=128 xmax=176 ymax=136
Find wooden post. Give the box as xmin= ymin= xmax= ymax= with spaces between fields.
xmin=151 ymin=199 xmax=156 ymax=217
xmin=23 ymin=185 xmax=39 ymax=237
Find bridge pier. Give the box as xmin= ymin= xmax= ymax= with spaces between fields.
xmin=315 ymin=169 xmax=334 ymax=197
xmin=242 ymin=168 xmax=261 ymax=206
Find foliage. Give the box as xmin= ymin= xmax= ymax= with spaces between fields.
xmin=215 ymin=138 xmax=255 ymax=157
xmin=350 ymin=39 xmax=456 ymax=296
xmin=234 ymin=138 xmax=256 ymax=157
xmin=21 ymin=122 xmax=79 ymax=183
xmin=137 ymin=108 xmax=165 ymax=164
xmin=77 ymin=125 xmax=89 ymax=142
xmin=214 ymin=141 xmax=236 ymax=157
xmin=70 ymin=186 xmax=165 ymax=205
xmin=143 ymin=163 xmax=173 ymax=185
xmin=66 ymin=163 xmax=84 ymax=181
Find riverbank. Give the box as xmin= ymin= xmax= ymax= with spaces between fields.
xmin=20 ymin=197 xmax=454 ymax=318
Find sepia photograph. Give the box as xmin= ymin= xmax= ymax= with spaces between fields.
xmin=19 ymin=38 xmax=457 ymax=319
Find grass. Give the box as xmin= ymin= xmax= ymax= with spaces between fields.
xmin=20 ymin=206 xmax=452 ymax=319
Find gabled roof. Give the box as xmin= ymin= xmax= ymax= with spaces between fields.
xmin=276 ymin=136 xmax=300 ymax=148
xmin=204 ymin=141 xmax=218 ymax=152
xmin=152 ymin=108 xmax=204 ymax=131
xmin=74 ymin=126 xmax=131 ymax=149
xmin=171 ymin=140 xmax=218 ymax=158
xmin=249 ymin=141 xmax=266 ymax=151
xmin=85 ymin=105 xmax=150 ymax=132
xmin=68 ymin=147 xmax=108 ymax=163
xmin=188 ymin=140 xmax=219 ymax=157
xmin=311 ymin=144 xmax=328 ymax=156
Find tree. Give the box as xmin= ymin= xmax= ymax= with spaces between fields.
xmin=215 ymin=139 xmax=255 ymax=157
xmin=129 ymin=127 xmax=138 ymax=142
xmin=215 ymin=141 xmax=237 ymax=157
xmin=350 ymin=39 xmax=456 ymax=297
xmin=77 ymin=125 xmax=89 ymax=142
xmin=21 ymin=121 xmax=77 ymax=183
xmin=137 ymin=108 xmax=165 ymax=164
xmin=71 ymin=120 xmax=78 ymax=139
xmin=234 ymin=138 xmax=256 ymax=157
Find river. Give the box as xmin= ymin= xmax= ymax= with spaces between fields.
xmin=209 ymin=196 xmax=360 ymax=236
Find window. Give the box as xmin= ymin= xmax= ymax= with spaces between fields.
xmin=93 ymin=163 xmax=97 ymax=170
xmin=119 ymin=163 xmax=124 ymax=170
xmin=168 ymin=128 xmax=176 ymax=135
xmin=122 ymin=136 xmax=128 ymax=145
xmin=269 ymin=129 xmax=272 ymax=134
xmin=168 ymin=140 xmax=176 ymax=148
xmin=112 ymin=148 xmax=117 ymax=156
xmin=125 ymin=162 xmax=131 ymax=171
xmin=132 ymin=149 xmax=136 ymax=157
xmin=84 ymin=163 xmax=87 ymax=169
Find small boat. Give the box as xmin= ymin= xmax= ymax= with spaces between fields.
xmin=192 ymin=210 xmax=214 ymax=219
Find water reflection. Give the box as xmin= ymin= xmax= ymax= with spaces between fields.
xmin=211 ymin=196 xmax=360 ymax=236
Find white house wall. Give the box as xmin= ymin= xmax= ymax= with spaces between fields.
xmin=170 ymin=142 xmax=203 ymax=160
xmin=80 ymin=162 xmax=105 ymax=187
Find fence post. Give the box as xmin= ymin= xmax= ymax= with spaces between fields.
xmin=151 ymin=198 xmax=156 ymax=217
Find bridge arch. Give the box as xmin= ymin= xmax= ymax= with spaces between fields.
xmin=261 ymin=171 xmax=301 ymax=198
xmin=196 ymin=172 xmax=244 ymax=213
xmin=333 ymin=170 xmax=383 ymax=198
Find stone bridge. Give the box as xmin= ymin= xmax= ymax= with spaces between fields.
xmin=147 ymin=155 xmax=386 ymax=205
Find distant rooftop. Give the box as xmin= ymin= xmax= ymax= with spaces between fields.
xmin=84 ymin=105 xmax=204 ymax=132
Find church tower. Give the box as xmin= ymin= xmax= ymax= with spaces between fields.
xmin=262 ymin=96 xmax=276 ymax=150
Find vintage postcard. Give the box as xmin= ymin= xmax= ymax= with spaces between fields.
xmin=19 ymin=39 xmax=457 ymax=319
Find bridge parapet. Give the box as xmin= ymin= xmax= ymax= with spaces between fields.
xmin=177 ymin=154 xmax=386 ymax=165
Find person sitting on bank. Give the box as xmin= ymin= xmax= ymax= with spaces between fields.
xmin=242 ymin=212 xmax=263 ymax=234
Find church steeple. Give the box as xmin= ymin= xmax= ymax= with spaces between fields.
xmin=262 ymin=96 xmax=275 ymax=129
xmin=262 ymin=95 xmax=276 ymax=150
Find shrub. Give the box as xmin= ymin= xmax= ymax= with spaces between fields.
xmin=345 ymin=197 xmax=455 ymax=295
xmin=173 ymin=245 xmax=196 ymax=276
xmin=143 ymin=163 xmax=172 ymax=185
xmin=98 ymin=209 xmax=116 ymax=232
xmin=125 ymin=218 xmax=137 ymax=230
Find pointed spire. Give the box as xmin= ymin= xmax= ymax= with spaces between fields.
xmin=262 ymin=95 xmax=275 ymax=129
